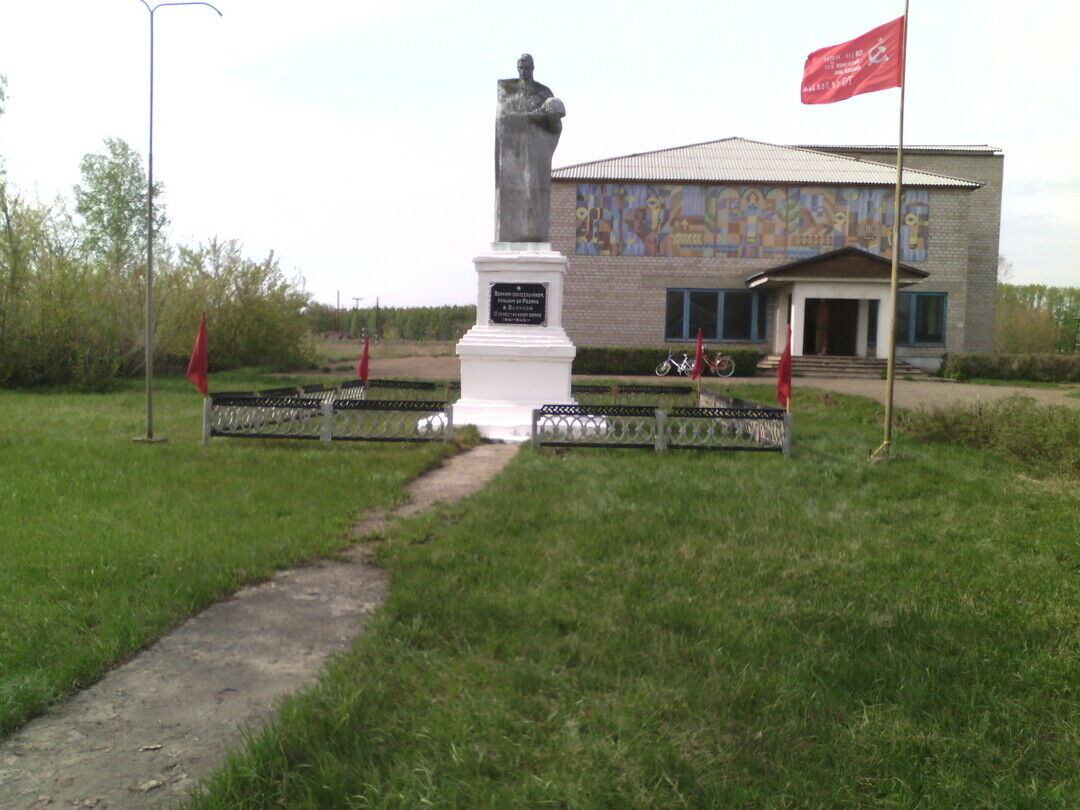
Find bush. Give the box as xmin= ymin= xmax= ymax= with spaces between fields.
xmin=0 ymin=145 xmax=314 ymax=390
xmin=942 ymin=353 xmax=1080 ymax=383
xmin=898 ymin=394 xmax=1080 ymax=478
xmin=573 ymin=346 xmax=761 ymax=377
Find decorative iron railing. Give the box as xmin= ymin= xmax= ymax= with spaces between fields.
xmin=532 ymin=396 xmax=790 ymax=455
xmin=329 ymin=400 xmax=452 ymax=442
xmin=530 ymin=404 xmax=660 ymax=449
xmin=203 ymin=380 xmax=452 ymax=443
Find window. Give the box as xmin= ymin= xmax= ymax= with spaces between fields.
xmin=895 ymin=292 xmax=947 ymax=346
xmin=665 ymin=289 xmax=769 ymax=341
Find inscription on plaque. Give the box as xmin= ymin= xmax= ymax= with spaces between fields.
xmin=489 ymin=282 xmax=548 ymax=326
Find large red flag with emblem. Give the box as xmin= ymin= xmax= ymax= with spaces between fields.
xmin=776 ymin=323 xmax=792 ymax=410
xmin=802 ymin=17 xmax=904 ymax=104
xmin=186 ymin=312 xmax=209 ymax=397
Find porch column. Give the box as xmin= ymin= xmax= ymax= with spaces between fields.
xmin=773 ymin=290 xmax=792 ymax=354
xmin=790 ymin=285 xmax=807 ymax=357
xmin=856 ymin=300 xmax=869 ymax=357
xmin=874 ymin=288 xmax=892 ymax=359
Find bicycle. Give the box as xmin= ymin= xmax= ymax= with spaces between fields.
xmin=704 ymin=351 xmax=736 ymax=377
xmin=655 ymin=351 xmax=695 ymax=376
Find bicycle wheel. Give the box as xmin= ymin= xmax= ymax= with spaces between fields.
xmin=715 ymin=356 xmax=736 ymax=377
xmin=655 ymin=360 xmax=672 ymax=376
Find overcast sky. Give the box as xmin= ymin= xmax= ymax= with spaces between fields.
xmin=1 ymin=0 xmax=1077 ymax=306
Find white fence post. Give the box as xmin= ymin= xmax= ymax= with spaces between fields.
xmin=654 ymin=409 xmax=668 ymax=452
xmin=321 ymin=400 xmax=334 ymax=444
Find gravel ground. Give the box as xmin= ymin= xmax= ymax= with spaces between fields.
xmin=365 ymin=355 xmax=1080 ymax=410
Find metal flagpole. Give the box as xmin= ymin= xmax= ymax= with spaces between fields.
xmin=871 ymin=0 xmax=910 ymax=462
xmin=135 ymin=0 xmax=222 ymax=443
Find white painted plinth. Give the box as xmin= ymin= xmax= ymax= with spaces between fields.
xmin=452 ymin=249 xmax=576 ymax=442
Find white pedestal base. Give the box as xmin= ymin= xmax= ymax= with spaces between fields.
xmin=452 ymin=249 xmax=576 ymax=442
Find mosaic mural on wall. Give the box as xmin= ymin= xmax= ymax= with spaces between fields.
xmin=575 ymin=184 xmax=930 ymax=262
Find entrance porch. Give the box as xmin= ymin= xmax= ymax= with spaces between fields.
xmin=746 ymin=247 xmax=928 ymax=359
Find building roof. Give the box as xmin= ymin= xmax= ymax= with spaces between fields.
xmin=551 ymin=137 xmax=982 ymax=188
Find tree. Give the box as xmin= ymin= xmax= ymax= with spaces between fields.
xmin=73 ymin=138 xmax=167 ymax=276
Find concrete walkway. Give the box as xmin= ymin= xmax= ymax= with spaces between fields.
xmin=0 ymin=443 xmax=519 ymax=810
xmin=787 ymin=376 xmax=1080 ymax=410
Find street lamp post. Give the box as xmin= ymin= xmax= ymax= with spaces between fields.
xmin=136 ymin=0 xmax=222 ymax=443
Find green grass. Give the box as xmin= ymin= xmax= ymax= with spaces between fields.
xmin=190 ymin=386 xmax=1080 ymax=808
xmin=0 ymin=374 xmax=459 ymax=735
xmin=898 ymin=394 xmax=1080 ymax=478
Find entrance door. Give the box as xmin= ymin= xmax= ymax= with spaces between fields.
xmin=802 ymin=299 xmax=859 ymax=356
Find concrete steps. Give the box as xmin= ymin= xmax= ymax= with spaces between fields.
xmin=756 ymin=355 xmax=933 ymax=379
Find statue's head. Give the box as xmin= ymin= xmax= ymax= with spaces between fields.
xmin=517 ymin=53 xmax=534 ymax=81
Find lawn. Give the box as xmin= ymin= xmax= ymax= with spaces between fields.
xmin=0 ymin=373 xmax=457 ymax=735
xmin=189 ymin=385 xmax=1080 ymax=808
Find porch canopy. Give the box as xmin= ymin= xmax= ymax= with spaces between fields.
xmin=746 ymin=247 xmax=929 ymax=358
xmin=745 ymin=246 xmax=928 ymax=289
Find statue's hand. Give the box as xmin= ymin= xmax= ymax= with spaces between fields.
xmin=541 ymin=97 xmax=566 ymax=119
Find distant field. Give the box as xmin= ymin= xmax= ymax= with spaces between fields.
xmin=192 ymin=385 xmax=1080 ymax=808
xmin=0 ymin=373 xmax=457 ymax=735
xmin=313 ymin=338 xmax=459 ymax=369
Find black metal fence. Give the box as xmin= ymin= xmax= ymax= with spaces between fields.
xmin=203 ymin=379 xmax=452 ymax=443
xmin=532 ymin=390 xmax=790 ymax=455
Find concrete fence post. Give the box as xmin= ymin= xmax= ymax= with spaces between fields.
xmin=321 ymin=400 xmax=334 ymax=444
xmin=201 ymin=397 xmax=212 ymax=445
xmin=655 ymin=409 xmax=668 ymax=452
xmin=782 ymin=413 xmax=793 ymax=456
xmin=531 ymin=409 xmax=540 ymax=448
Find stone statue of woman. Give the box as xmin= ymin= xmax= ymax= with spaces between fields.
xmin=495 ymin=54 xmax=566 ymax=244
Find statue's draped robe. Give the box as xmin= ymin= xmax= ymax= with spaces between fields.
xmin=495 ymin=78 xmax=562 ymax=243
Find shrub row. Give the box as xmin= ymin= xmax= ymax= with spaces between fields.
xmin=572 ymin=346 xmax=761 ymax=377
xmin=898 ymin=394 xmax=1080 ymax=478
xmin=942 ymin=353 xmax=1080 ymax=383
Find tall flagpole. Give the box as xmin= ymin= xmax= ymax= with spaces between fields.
xmin=135 ymin=0 xmax=223 ymax=444
xmin=871 ymin=0 xmax=910 ymax=461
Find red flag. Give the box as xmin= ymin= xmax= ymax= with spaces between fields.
xmin=186 ymin=312 xmax=209 ymax=397
xmin=776 ymin=323 xmax=792 ymax=410
xmin=801 ymin=17 xmax=904 ymax=104
xmin=357 ymin=336 xmax=371 ymax=383
xmin=690 ymin=328 xmax=704 ymax=381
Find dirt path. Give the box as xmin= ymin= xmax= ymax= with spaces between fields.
xmin=0 ymin=443 xmax=518 ymax=810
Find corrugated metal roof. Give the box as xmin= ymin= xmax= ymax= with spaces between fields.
xmin=551 ymin=137 xmax=981 ymax=188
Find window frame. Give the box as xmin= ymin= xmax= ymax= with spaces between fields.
xmin=896 ymin=291 xmax=947 ymax=347
xmin=665 ymin=288 xmax=769 ymax=342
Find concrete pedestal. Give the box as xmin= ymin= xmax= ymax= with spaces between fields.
xmin=453 ymin=248 xmax=576 ymax=442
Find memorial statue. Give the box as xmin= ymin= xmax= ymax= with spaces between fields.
xmin=495 ymin=54 xmax=565 ymax=244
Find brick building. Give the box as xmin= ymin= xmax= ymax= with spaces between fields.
xmin=550 ymin=138 xmax=1003 ymax=369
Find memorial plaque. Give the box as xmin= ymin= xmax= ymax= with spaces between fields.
xmin=489 ymin=282 xmax=548 ymax=326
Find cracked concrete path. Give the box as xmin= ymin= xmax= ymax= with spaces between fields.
xmin=0 ymin=442 xmax=519 ymax=810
